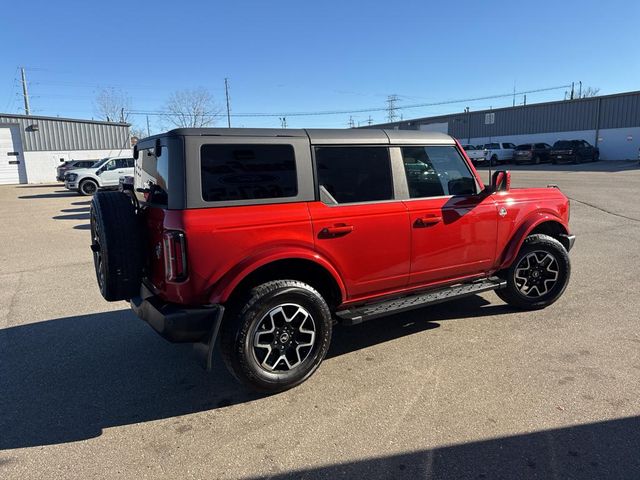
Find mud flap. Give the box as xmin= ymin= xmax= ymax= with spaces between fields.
xmin=192 ymin=306 xmax=225 ymax=371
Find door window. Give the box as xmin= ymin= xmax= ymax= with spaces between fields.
xmin=314 ymin=147 xmax=393 ymax=204
xmin=401 ymin=146 xmax=476 ymax=198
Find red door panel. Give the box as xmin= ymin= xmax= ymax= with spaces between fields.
xmin=404 ymin=194 xmax=498 ymax=286
xmin=308 ymin=201 xmax=410 ymax=299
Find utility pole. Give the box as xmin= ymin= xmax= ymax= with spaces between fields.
xmin=367 ymin=115 xmax=373 ymax=126
xmin=512 ymin=80 xmax=516 ymax=107
xmin=224 ymin=78 xmax=231 ymax=128
xmin=279 ymin=117 xmax=287 ymax=128
xmin=523 ymin=94 xmax=527 ymax=106
xmin=146 ymin=115 xmax=151 ymax=137
xmin=20 ymin=67 xmax=31 ymax=115
xmin=348 ymin=116 xmax=355 ymax=128
xmin=570 ymin=82 xmax=575 ymax=100
xmin=386 ymin=95 xmax=399 ymax=123
xmin=578 ymin=81 xmax=582 ymax=99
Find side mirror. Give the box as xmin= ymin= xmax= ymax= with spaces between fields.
xmin=490 ymin=170 xmax=511 ymax=192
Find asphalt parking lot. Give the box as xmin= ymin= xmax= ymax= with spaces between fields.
xmin=1 ymin=161 xmax=639 ymax=479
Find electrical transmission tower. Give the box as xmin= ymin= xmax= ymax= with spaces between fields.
xmin=386 ymin=95 xmax=399 ymax=123
xmin=348 ymin=116 xmax=355 ymax=128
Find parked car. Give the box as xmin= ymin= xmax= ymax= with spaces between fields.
xmin=90 ymin=128 xmax=575 ymax=393
xmin=56 ymin=159 xmax=98 ymax=181
xmin=513 ymin=143 xmax=553 ymax=165
xmin=64 ymin=156 xmax=134 ymax=195
xmin=461 ymin=144 xmax=486 ymax=165
xmin=550 ymin=140 xmax=599 ymax=164
xmin=483 ymin=142 xmax=516 ymax=165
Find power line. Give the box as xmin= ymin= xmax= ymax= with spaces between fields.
xmin=127 ymin=84 xmax=569 ymax=119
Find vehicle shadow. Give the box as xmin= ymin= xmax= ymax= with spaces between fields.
xmin=240 ymin=416 xmax=640 ymax=479
xmin=16 ymin=184 xmax=62 ymax=188
xmin=19 ymin=192 xmax=78 ymax=199
xmin=52 ymin=212 xmax=90 ymax=221
xmin=60 ymin=207 xmax=90 ymax=213
xmin=0 ymin=295 xmax=512 ymax=450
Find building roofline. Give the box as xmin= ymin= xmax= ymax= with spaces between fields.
xmin=369 ymin=89 xmax=640 ymax=128
xmin=0 ymin=112 xmax=130 ymax=127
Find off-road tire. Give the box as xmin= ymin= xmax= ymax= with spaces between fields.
xmin=90 ymin=191 xmax=144 ymax=301
xmin=79 ymin=178 xmax=98 ymax=196
xmin=220 ymin=280 xmax=332 ymax=393
xmin=496 ymin=234 xmax=570 ymax=310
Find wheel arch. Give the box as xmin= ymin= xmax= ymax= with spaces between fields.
xmin=210 ymin=254 xmax=346 ymax=310
xmin=498 ymin=215 xmax=569 ymax=269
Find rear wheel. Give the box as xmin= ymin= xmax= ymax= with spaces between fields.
xmin=79 ymin=179 xmax=98 ymax=196
xmin=491 ymin=155 xmax=498 ymax=166
xmin=533 ymin=155 xmax=541 ymax=165
xmin=496 ymin=234 xmax=570 ymax=310
xmin=220 ymin=280 xmax=332 ymax=393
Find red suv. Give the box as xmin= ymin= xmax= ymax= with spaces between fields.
xmin=90 ymin=128 xmax=575 ymax=392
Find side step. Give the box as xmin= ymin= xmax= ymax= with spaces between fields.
xmin=336 ymin=277 xmax=506 ymax=326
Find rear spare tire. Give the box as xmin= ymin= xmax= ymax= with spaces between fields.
xmin=90 ymin=191 xmax=144 ymax=301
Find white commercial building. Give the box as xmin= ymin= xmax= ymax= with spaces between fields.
xmin=0 ymin=113 xmax=131 ymax=184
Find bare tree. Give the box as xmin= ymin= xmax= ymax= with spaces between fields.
xmin=580 ymin=86 xmax=600 ymax=98
xmin=95 ymin=87 xmax=131 ymax=122
xmin=163 ymin=87 xmax=222 ymax=128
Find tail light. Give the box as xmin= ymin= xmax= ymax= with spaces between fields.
xmin=162 ymin=230 xmax=188 ymax=282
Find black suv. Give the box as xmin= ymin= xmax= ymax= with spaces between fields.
xmin=513 ymin=143 xmax=552 ymax=165
xmin=550 ymin=140 xmax=599 ymax=164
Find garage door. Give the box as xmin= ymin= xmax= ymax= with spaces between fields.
xmin=0 ymin=126 xmax=26 ymax=184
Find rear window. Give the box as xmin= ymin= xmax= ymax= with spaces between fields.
xmin=516 ymin=144 xmax=532 ymax=150
xmin=485 ymin=143 xmax=500 ymax=149
xmin=200 ymin=144 xmax=297 ymax=202
xmin=315 ymin=146 xmax=392 ymax=204
xmin=135 ymin=148 xmax=169 ymax=206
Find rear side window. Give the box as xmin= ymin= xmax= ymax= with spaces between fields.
xmin=516 ymin=144 xmax=532 ymax=150
xmin=201 ymin=144 xmax=297 ymax=202
xmin=315 ymin=147 xmax=392 ymax=204
xmin=534 ymin=143 xmax=547 ymax=149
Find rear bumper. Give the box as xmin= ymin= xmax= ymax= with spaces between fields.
xmin=559 ymin=234 xmax=576 ymax=251
xmin=130 ymin=283 xmax=221 ymax=343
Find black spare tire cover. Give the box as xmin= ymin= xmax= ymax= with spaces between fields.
xmin=90 ymin=191 xmax=144 ymax=301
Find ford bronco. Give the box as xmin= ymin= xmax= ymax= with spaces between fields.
xmin=90 ymin=128 xmax=574 ymax=392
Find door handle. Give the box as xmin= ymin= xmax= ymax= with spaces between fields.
xmin=414 ymin=215 xmax=442 ymax=227
xmin=319 ymin=224 xmax=354 ymax=238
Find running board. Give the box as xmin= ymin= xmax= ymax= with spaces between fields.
xmin=336 ymin=277 xmax=507 ymax=326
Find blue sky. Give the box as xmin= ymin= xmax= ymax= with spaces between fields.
xmin=1 ymin=0 xmax=638 ymax=133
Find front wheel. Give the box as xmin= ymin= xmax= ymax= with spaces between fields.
xmin=496 ymin=234 xmax=571 ymax=310
xmin=220 ymin=280 xmax=332 ymax=393
xmin=79 ymin=179 xmax=98 ymax=196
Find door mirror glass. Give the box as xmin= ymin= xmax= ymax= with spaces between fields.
xmin=490 ymin=170 xmax=511 ymax=192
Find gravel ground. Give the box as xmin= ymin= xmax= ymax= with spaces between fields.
xmin=1 ymin=161 xmax=639 ymax=479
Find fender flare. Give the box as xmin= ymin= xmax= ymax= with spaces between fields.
xmin=498 ymin=213 xmax=568 ymax=269
xmin=208 ymin=247 xmax=347 ymax=304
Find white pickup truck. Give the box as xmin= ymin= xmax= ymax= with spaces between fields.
xmin=461 ymin=144 xmax=486 ymax=165
xmin=483 ymin=142 xmax=516 ymax=165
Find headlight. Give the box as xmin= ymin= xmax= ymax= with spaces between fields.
xmin=66 ymin=173 xmax=78 ymax=181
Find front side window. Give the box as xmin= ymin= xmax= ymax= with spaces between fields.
xmin=315 ymin=147 xmax=392 ymax=204
xmin=401 ymin=146 xmax=476 ymax=198
xmin=201 ymin=144 xmax=297 ymax=202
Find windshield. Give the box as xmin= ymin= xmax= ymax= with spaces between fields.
xmin=92 ymin=157 xmax=110 ymax=169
